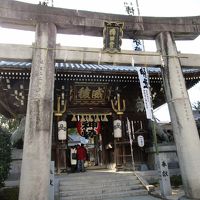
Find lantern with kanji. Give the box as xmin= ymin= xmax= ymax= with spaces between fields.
xmin=137 ymin=135 xmax=144 ymax=147
xmin=58 ymin=121 xmax=67 ymax=140
xmin=113 ymin=119 xmax=122 ymax=138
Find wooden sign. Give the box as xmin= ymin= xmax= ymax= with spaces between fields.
xmin=103 ymin=21 xmax=123 ymax=53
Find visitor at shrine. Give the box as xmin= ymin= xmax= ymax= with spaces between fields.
xmin=77 ymin=143 xmax=87 ymax=172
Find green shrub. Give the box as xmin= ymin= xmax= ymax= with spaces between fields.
xmin=0 ymin=131 xmax=12 ymax=187
xmin=0 ymin=187 xmax=19 ymax=200
xmin=170 ymin=175 xmax=182 ymax=187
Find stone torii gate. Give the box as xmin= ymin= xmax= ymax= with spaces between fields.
xmin=1 ymin=0 xmax=200 ymax=199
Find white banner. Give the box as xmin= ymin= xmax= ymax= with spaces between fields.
xmin=126 ymin=118 xmax=132 ymax=145
xmin=136 ymin=66 xmax=153 ymax=120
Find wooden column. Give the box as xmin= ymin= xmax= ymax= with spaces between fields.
xmin=156 ymin=31 xmax=200 ymax=199
xmin=19 ymin=23 xmax=56 ymax=200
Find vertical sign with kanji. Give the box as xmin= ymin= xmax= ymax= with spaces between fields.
xmin=136 ymin=67 xmax=153 ymax=120
xmin=156 ymin=154 xmax=172 ymax=197
xmin=103 ymin=22 xmax=123 ymax=53
xmin=49 ymin=161 xmax=54 ymax=200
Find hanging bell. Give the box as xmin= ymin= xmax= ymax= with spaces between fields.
xmin=103 ymin=114 xmax=108 ymax=122
xmin=81 ymin=115 xmax=86 ymax=122
xmin=85 ymin=115 xmax=89 ymax=122
xmin=80 ymin=115 xmax=84 ymax=122
xmin=71 ymin=114 xmax=77 ymax=121
xmin=100 ymin=115 xmax=104 ymax=122
xmin=88 ymin=114 xmax=93 ymax=122
xmin=96 ymin=115 xmax=100 ymax=122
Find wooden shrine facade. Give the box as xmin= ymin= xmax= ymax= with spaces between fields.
xmin=0 ymin=61 xmax=199 ymax=118
xmin=0 ymin=60 xmax=200 ymax=171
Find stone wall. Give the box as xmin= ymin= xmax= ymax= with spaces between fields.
xmin=146 ymin=144 xmax=179 ymax=170
xmin=7 ymin=148 xmax=23 ymax=181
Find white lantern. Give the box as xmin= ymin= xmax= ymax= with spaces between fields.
xmin=113 ymin=119 xmax=122 ymax=138
xmin=58 ymin=121 xmax=67 ymax=140
xmin=137 ymin=135 xmax=144 ymax=147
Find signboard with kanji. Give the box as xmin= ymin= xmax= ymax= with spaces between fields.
xmin=156 ymin=154 xmax=172 ymax=197
xmin=103 ymin=21 xmax=123 ymax=53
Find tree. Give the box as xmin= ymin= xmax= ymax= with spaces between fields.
xmin=0 ymin=114 xmax=20 ymax=187
xmin=192 ymin=101 xmax=200 ymax=136
xmin=193 ymin=101 xmax=200 ymax=112
xmin=0 ymin=129 xmax=11 ymax=187
xmin=0 ymin=115 xmax=19 ymax=134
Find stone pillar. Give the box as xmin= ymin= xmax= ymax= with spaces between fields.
xmin=19 ymin=23 xmax=56 ymax=200
xmin=156 ymin=31 xmax=200 ymax=199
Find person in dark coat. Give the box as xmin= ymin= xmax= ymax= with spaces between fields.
xmin=77 ymin=143 xmax=87 ymax=172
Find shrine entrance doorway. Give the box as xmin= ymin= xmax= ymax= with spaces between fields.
xmin=66 ymin=113 xmax=114 ymax=170
xmin=53 ymin=111 xmax=114 ymax=173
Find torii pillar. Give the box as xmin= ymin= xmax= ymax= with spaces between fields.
xmin=19 ymin=23 xmax=56 ymax=200
xmin=156 ymin=31 xmax=200 ymax=199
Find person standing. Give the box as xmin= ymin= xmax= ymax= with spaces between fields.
xmin=77 ymin=143 xmax=87 ymax=172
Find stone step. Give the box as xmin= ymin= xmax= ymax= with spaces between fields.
xmin=60 ymin=184 xmax=145 ymax=196
xmin=59 ymin=173 xmax=138 ymax=182
xmin=59 ymin=171 xmax=148 ymax=200
xmin=63 ymin=172 xmax=136 ymax=180
xmin=59 ymin=189 xmax=148 ymax=200
xmin=59 ymin=177 xmax=140 ymax=186
xmin=59 ymin=179 xmax=141 ymax=190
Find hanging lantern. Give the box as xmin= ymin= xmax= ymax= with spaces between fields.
xmin=76 ymin=121 xmax=101 ymax=138
xmin=113 ymin=119 xmax=122 ymax=138
xmin=58 ymin=121 xmax=67 ymax=140
xmin=76 ymin=121 xmax=84 ymax=136
xmin=137 ymin=135 xmax=144 ymax=147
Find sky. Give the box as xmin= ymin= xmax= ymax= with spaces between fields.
xmin=1 ymin=0 xmax=200 ymax=122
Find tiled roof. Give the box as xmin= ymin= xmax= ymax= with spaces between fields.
xmin=0 ymin=61 xmax=199 ymax=74
xmin=0 ymin=61 xmax=159 ymax=73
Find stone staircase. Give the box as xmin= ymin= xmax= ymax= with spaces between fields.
xmin=59 ymin=170 xmax=148 ymax=200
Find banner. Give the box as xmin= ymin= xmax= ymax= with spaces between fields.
xmin=126 ymin=118 xmax=132 ymax=145
xmin=136 ymin=66 xmax=153 ymax=120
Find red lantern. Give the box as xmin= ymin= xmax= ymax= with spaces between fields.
xmin=76 ymin=121 xmax=101 ymax=138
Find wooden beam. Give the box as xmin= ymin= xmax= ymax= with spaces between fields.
xmin=0 ymin=44 xmax=200 ymax=68
xmin=0 ymin=0 xmax=200 ymax=40
xmin=0 ymin=44 xmax=32 ymax=61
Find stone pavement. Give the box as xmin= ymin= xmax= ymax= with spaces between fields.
xmin=105 ymin=195 xmax=161 ymax=200
xmin=104 ymin=188 xmax=185 ymax=200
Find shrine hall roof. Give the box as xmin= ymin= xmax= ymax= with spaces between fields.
xmin=0 ymin=61 xmax=199 ymax=74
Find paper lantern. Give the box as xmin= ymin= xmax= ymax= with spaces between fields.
xmin=58 ymin=121 xmax=67 ymax=140
xmin=137 ymin=135 xmax=144 ymax=147
xmin=113 ymin=119 xmax=122 ymax=138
